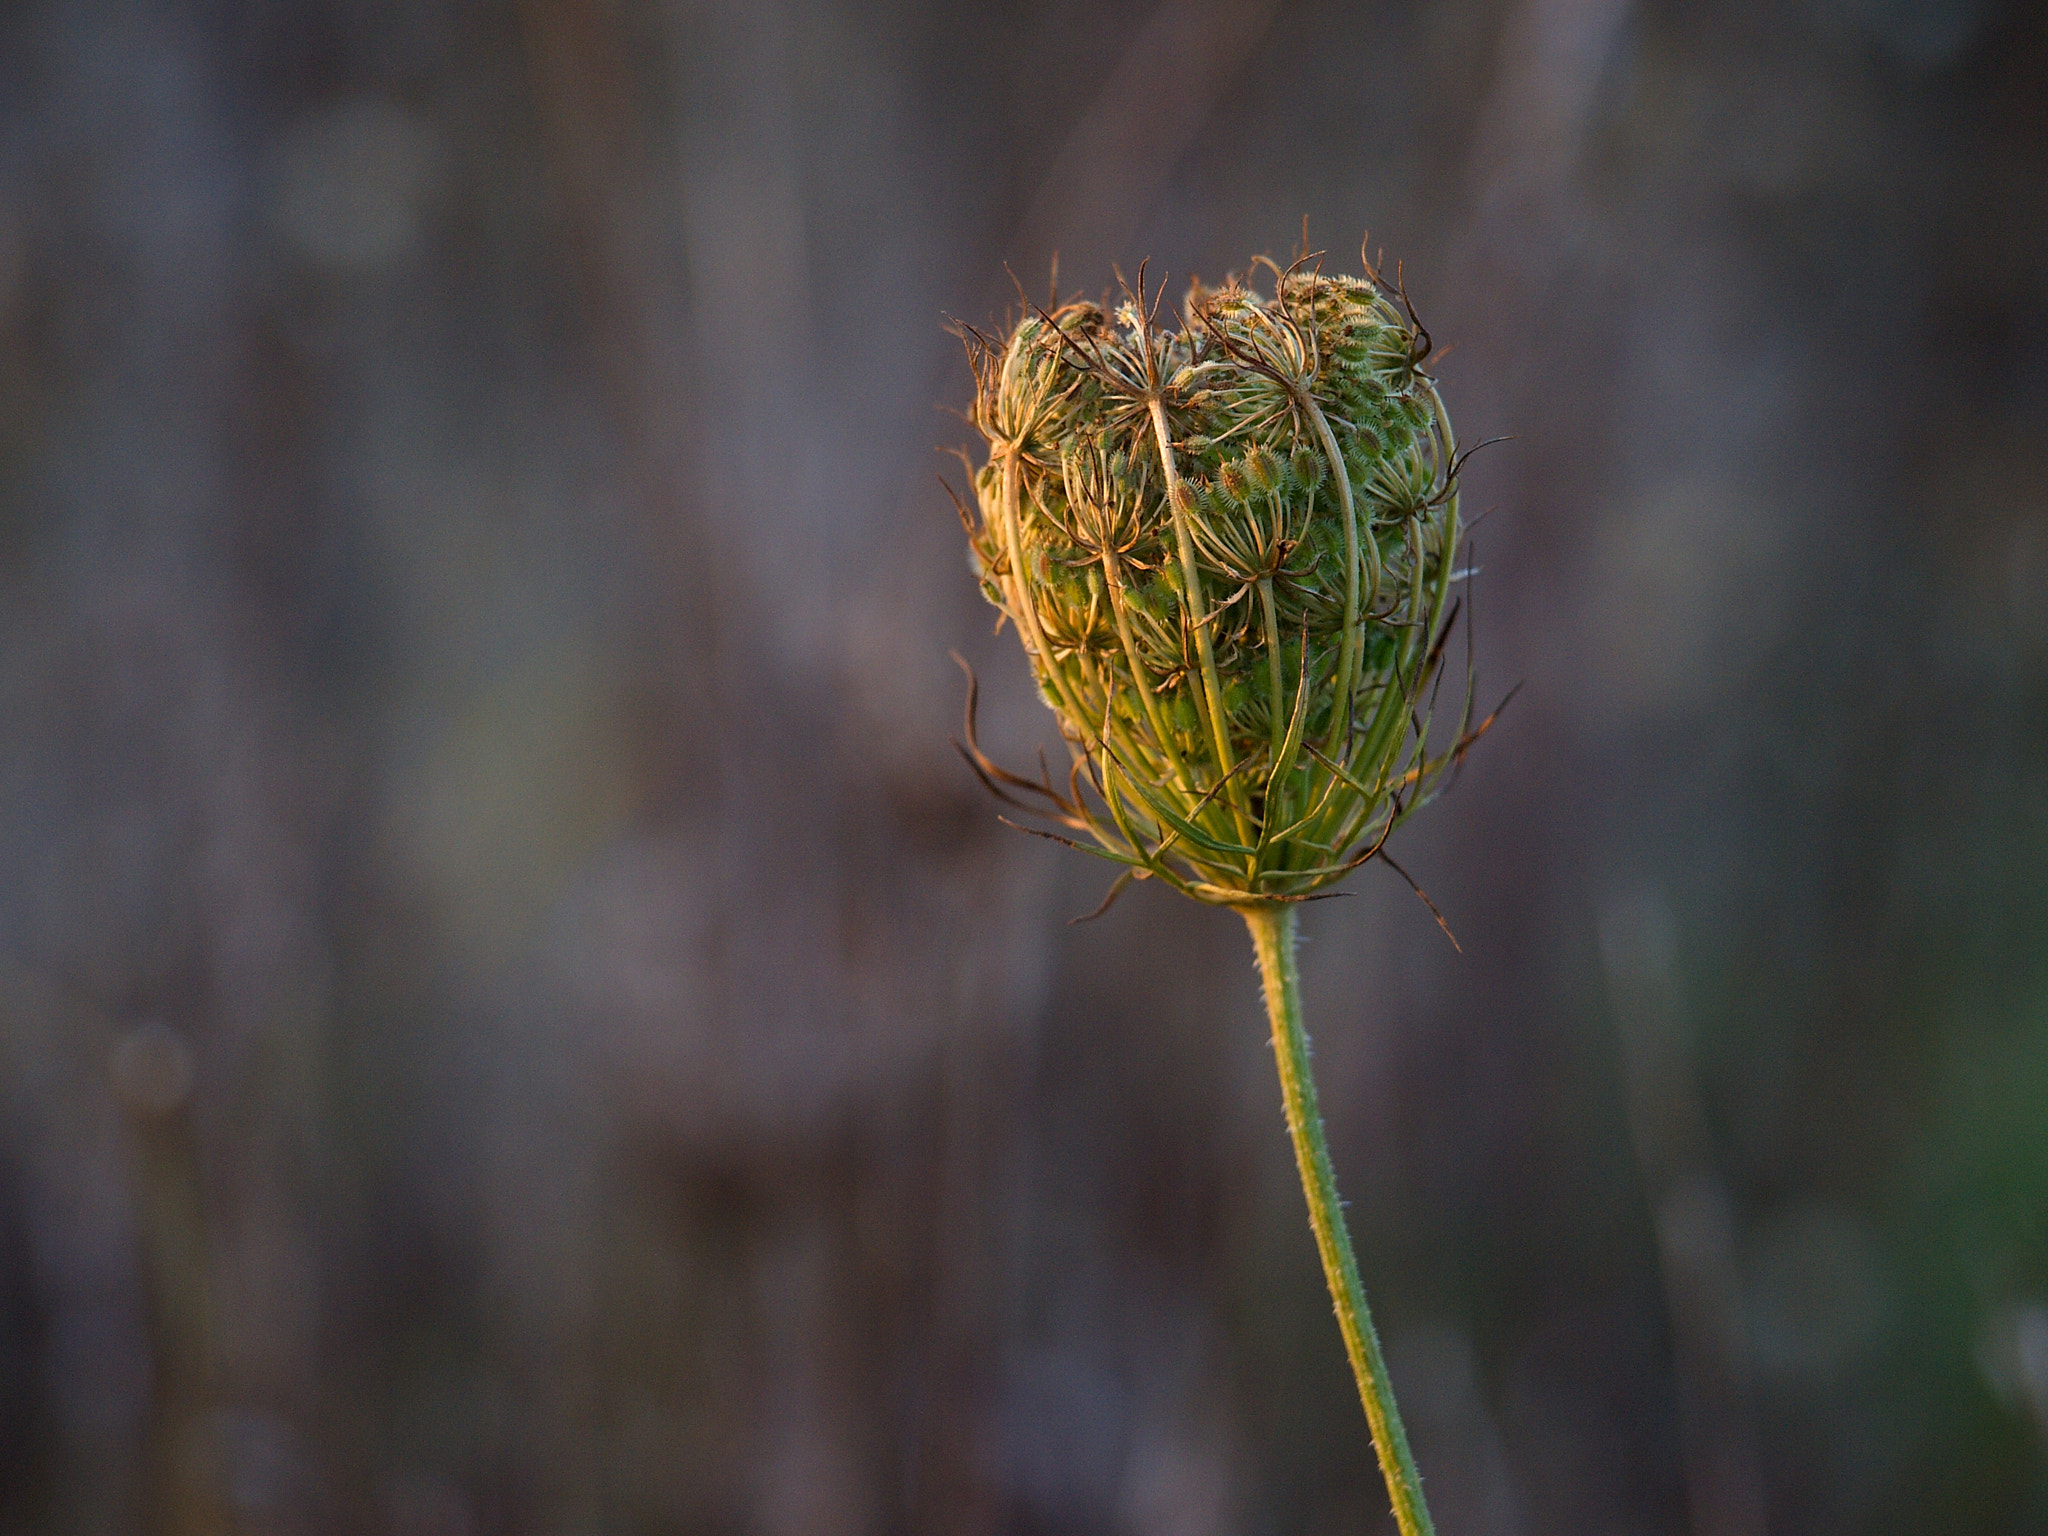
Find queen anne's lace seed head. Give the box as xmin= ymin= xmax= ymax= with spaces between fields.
xmin=955 ymin=251 xmax=1488 ymax=910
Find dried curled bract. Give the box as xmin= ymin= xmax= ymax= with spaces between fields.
xmin=954 ymin=250 xmax=1497 ymax=911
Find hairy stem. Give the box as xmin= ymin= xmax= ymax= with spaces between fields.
xmin=1241 ymin=905 xmax=1435 ymax=1536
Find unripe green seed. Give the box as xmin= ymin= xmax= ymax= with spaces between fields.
xmin=1290 ymin=444 xmax=1325 ymax=491
xmin=1217 ymin=459 xmax=1251 ymax=503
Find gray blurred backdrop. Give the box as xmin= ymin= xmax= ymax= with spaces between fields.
xmin=2 ymin=0 xmax=2045 ymax=1532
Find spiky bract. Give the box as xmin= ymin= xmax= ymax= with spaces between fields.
xmin=958 ymin=254 xmax=1477 ymax=908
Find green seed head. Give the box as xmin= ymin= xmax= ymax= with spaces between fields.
xmin=957 ymin=253 xmax=1481 ymax=908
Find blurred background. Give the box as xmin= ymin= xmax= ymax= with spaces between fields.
xmin=1 ymin=0 xmax=2044 ymax=1531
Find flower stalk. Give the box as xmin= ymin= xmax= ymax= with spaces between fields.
xmin=1244 ymin=904 xmax=1434 ymax=1536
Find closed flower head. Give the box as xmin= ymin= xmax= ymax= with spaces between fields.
xmin=955 ymin=249 xmax=1491 ymax=910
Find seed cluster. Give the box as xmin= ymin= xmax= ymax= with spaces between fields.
xmin=957 ymin=256 xmax=1481 ymax=908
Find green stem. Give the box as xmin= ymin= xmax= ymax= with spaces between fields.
xmin=1099 ymin=544 xmax=1195 ymax=798
xmin=1146 ymin=396 xmax=1253 ymax=858
xmin=1257 ymin=575 xmax=1286 ymax=767
xmin=1300 ymin=393 xmax=1376 ymax=756
xmin=1241 ymin=905 xmax=1435 ymax=1536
